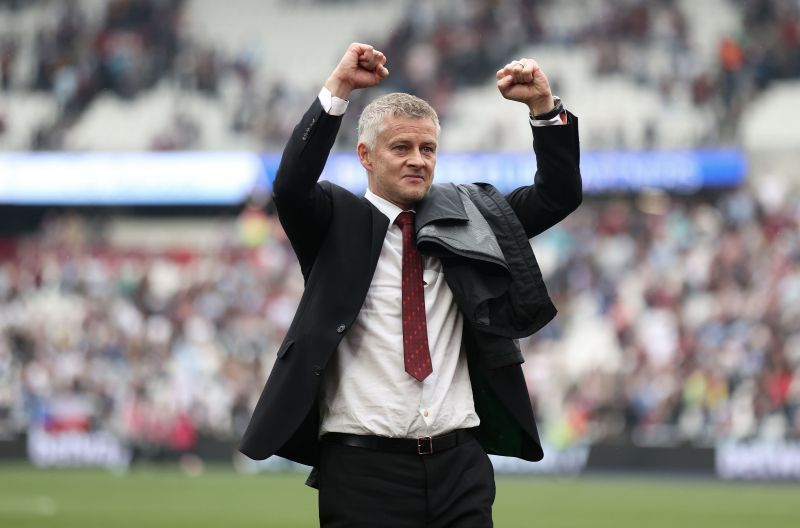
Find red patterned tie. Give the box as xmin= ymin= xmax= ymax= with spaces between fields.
xmin=394 ymin=211 xmax=432 ymax=381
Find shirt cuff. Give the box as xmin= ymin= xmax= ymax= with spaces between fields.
xmin=529 ymin=113 xmax=566 ymax=127
xmin=318 ymin=86 xmax=349 ymax=116
xmin=529 ymin=96 xmax=567 ymax=127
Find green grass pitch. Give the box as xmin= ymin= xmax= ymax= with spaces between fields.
xmin=1 ymin=465 xmax=799 ymax=527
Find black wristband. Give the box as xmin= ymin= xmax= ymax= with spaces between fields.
xmin=531 ymin=98 xmax=563 ymax=121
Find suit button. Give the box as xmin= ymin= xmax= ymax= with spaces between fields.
xmin=336 ymin=324 xmax=346 ymax=334
xmin=312 ymin=365 xmax=322 ymax=376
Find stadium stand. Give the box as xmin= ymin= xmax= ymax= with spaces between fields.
xmin=1 ymin=0 xmax=799 ymax=151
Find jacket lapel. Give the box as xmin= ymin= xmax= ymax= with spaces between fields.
xmin=363 ymin=196 xmax=390 ymax=273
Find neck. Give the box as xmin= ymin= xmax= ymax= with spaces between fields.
xmin=367 ymin=187 xmax=414 ymax=211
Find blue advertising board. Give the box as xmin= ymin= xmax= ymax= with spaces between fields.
xmin=257 ymin=149 xmax=747 ymax=196
xmin=1 ymin=150 xmax=746 ymax=205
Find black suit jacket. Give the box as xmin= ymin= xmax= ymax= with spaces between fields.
xmin=240 ymin=98 xmax=582 ymax=466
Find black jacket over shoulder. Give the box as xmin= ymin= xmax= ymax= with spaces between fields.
xmin=240 ymin=98 xmax=582 ymax=467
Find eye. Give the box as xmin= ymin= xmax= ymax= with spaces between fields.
xmin=422 ymin=146 xmax=436 ymax=154
xmin=392 ymin=144 xmax=409 ymax=152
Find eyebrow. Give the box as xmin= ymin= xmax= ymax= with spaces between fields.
xmin=390 ymin=137 xmax=437 ymax=145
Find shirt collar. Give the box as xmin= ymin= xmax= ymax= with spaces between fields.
xmin=364 ymin=189 xmax=411 ymax=225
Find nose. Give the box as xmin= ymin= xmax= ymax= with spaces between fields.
xmin=406 ymin=148 xmax=424 ymax=168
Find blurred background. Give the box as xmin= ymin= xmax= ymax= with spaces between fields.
xmin=1 ymin=0 xmax=800 ymax=526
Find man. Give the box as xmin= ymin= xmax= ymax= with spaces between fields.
xmin=241 ymin=43 xmax=582 ymax=527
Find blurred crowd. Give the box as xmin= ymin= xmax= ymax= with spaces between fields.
xmin=3 ymin=0 xmax=179 ymax=149
xmin=1 ymin=0 xmax=799 ymax=150
xmin=711 ymin=0 xmax=800 ymax=136
xmin=1 ymin=183 xmax=798 ymax=455
xmin=1 ymin=0 xmax=222 ymax=150
xmin=525 ymin=180 xmax=800 ymax=447
xmin=579 ymin=0 xmax=800 ymax=144
xmin=0 ymin=209 xmax=302 ymax=456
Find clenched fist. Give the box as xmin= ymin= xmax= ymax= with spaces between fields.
xmin=496 ymin=58 xmax=554 ymax=116
xmin=325 ymin=43 xmax=389 ymax=100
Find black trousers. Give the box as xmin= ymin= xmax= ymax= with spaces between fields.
xmin=318 ymin=435 xmax=495 ymax=528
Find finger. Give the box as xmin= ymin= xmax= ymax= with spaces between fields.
xmin=341 ymin=43 xmax=372 ymax=72
xmin=366 ymin=51 xmax=387 ymax=73
xmin=349 ymin=42 xmax=374 ymax=54
xmin=358 ymin=47 xmax=375 ymax=66
xmin=521 ymin=58 xmax=540 ymax=83
xmin=517 ymin=67 xmax=534 ymax=84
xmin=360 ymin=49 xmax=386 ymax=72
xmin=348 ymin=43 xmax=372 ymax=66
xmin=498 ymin=59 xmax=525 ymax=81
xmin=512 ymin=63 xmax=527 ymax=84
xmin=496 ymin=75 xmax=514 ymax=91
xmin=377 ymin=64 xmax=389 ymax=78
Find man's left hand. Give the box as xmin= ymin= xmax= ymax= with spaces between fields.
xmin=496 ymin=58 xmax=554 ymax=116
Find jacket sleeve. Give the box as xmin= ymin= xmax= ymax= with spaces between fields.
xmin=272 ymin=98 xmax=343 ymax=277
xmin=503 ymin=112 xmax=583 ymax=238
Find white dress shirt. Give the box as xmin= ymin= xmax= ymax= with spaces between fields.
xmin=319 ymin=191 xmax=480 ymax=438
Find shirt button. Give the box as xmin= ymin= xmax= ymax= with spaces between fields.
xmin=312 ymin=365 xmax=322 ymax=376
xmin=423 ymin=409 xmax=429 ymax=417
xmin=336 ymin=324 xmax=346 ymax=334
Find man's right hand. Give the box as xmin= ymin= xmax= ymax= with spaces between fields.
xmin=324 ymin=43 xmax=389 ymax=100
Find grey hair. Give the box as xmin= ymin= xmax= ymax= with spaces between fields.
xmin=357 ymin=92 xmax=440 ymax=149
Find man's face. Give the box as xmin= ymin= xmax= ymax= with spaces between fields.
xmin=358 ymin=115 xmax=438 ymax=210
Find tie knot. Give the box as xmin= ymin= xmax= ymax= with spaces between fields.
xmin=394 ymin=211 xmax=415 ymax=229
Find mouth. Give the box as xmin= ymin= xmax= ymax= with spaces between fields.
xmin=402 ymin=174 xmax=426 ymax=183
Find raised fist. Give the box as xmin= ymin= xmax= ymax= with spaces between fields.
xmin=496 ymin=58 xmax=554 ymax=116
xmin=325 ymin=43 xmax=389 ymax=100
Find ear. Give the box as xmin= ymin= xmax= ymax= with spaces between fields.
xmin=357 ymin=142 xmax=372 ymax=171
